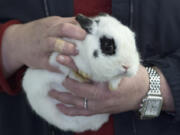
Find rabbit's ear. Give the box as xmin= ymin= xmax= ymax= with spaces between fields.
xmin=76 ymin=14 xmax=93 ymax=33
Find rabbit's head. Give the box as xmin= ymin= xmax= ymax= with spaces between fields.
xmin=75 ymin=14 xmax=140 ymax=82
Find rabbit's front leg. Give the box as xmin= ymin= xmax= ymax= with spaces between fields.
xmin=109 ymin=77 xmax=122 ymax=91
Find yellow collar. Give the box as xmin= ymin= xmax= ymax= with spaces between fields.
xmin=73 ymin=70 xmax=91 ymax=82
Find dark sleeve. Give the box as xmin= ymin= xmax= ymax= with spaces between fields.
xmin=0 ymin=20 xmax=26 ymax=96
xmin=143 ymin=49 xmax=180 ymax=121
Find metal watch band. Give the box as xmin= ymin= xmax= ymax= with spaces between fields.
xmin=139 ymin=67 xmax=162 ymax=119
xmin=146 ymin=67 xmax=161 ymax=96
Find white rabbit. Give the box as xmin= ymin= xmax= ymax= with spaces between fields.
xmin=22 ymin=14 xmax=140 ymax=133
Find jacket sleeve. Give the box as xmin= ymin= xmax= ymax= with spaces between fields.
xmin=143 ymin=49 xmax=180 ymax=121
xmin=0 ymin=20 xmax=26 ymax=96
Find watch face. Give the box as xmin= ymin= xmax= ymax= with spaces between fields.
xmin=144 ymin=96 xmax=163 ymax=117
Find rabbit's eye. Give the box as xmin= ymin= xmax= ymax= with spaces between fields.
xmin=100 ymin=36 xmax=116 ymax=55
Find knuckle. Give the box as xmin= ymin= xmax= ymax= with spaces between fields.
xmin=47 ymin=37 xmax=56 ymax=50
xmin=50 ymin=16 xmax=62 ymax=21
xmin=59 ymin=23 xmax=69 ymax=35
xmin=45 ymin=16 xmax=62 ymax=27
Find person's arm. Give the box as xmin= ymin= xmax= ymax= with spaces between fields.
xmin=143 ymin=50 xmax=180 ymax=120
xmin=1 ymin=23 xmax=23 ymax=78
xmin=0 ymin=20 xmax=26 ymax=95
xmin=0 ymin=17 xmax=86 ymax=95
xmin=48 ymin=60 xmax=179 ymax=119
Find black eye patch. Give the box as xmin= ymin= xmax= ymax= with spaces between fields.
xmin=100 ymin=36 xmax=116 ymax=55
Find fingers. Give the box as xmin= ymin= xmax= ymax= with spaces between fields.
xmin=46 ymin=37 xmax=78 ymax=71
xmin=58 ymin=17 xmax=77 ymax=24
xmin=47 ymin=37 xmax=78 ymax=55
xmin=40 ymin=16 xmax=77 ymax=27
xmin=40 ymin=57 xmax=62 ymax=73
xmin=62 ymin=78 xmax=108 ymax=100
xmin=49 ymin=23 xmax=86 ymax=40
xmin=49 ymin=90 xmax=84 ymax=108
xmin=54 ymin=38 xmax=78 ymax=55
xmin=48 ymin=90 xmax=98 ymax=116
xmin=40 ymin=54 xmax=77 ymax=72
xmin=62 ymin=78 xmax=95 ymax=99
xmin=44 ymin=17 xmax=85 ymax=72
xmin=42 ymin=37 xmax=78 ymax=71
xmin=56 ymin=55 xmax=78 ymax=71
xmin=57 ymin=104 xmax=93 ymax=116
xmin=56 ymin=104 xmax=92 ymax=116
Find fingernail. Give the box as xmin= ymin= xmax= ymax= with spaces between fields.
xmin=75 ymin=49 xmax=79 ymax=54
xmin=58 ymin=55 xmax=65 ymax=63
xmin=71 ymin=44 xmax=79 ymax=54
xmin=48 ymin=89 xmax=56 ymax=97
xmin=56 ymin=104 xmax=66 ymax=110
xmin=65 ymin=43 xmax=76 ymax=54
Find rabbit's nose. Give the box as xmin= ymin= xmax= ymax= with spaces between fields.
xmin=122 ymin=65 xmax=129 ymax=72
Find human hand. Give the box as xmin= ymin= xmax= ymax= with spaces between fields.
xmin=48 ymin=65 xmax=150 ymax=116
xmin=1 ymin=16 xmax=86 ymax=77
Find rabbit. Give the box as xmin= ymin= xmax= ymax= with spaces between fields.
xmin=22 ymin=14 xmax=140 ymax=133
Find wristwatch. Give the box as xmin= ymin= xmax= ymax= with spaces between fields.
xmin=139 ymin=67 xmax=163 ymax=119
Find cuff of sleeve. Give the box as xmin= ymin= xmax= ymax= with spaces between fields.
xmin=143 ymin=55 xmax=180 ymax=121
xmin=0 ymin=20 xmax=25 ymax=95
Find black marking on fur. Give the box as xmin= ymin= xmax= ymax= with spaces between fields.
xmin=100 ymin=36 xmax=116 ymax=55
xmin=76 ymin=14 xmax=93 ymax=33
xmin=93 ymin=50 xmax=99 ymax=58
xmin=95 ymin=20 xmax=100 ymax=24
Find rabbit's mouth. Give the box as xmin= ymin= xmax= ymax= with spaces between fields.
xmin=75 ymin=14 xmax=93 ymax=33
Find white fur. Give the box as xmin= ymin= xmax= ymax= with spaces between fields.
xmin=22 ymin=15 xmax=140 ymax=132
